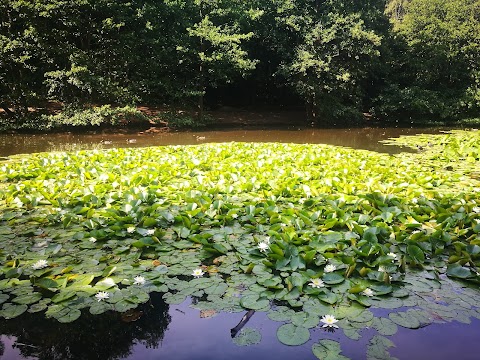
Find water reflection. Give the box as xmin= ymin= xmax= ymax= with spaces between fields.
xmin=0 ymin=293 xmax=170 ymax=360
xmin=0 ymin=126 xmax=454 ymax=156
xmin=0 ymin=293 xmax=479 ymax=360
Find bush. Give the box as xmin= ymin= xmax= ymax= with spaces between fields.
xmin=40 ymin=105 xmax=150 ymax=129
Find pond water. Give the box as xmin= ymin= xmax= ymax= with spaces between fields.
xmin=0 ymin=125 xmax=478 ymax=360
xmin=0 ymin=293 xmax=479 ymax=360
xmin=0 ymin=126 xmax=453 ymax=156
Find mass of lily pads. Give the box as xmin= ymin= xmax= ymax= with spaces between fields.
xmin=0 ymin=129 xmax=479 ymax=359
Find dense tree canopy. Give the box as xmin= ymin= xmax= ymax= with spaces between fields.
xmin=1 ymin=0 xmax=479 ymax=124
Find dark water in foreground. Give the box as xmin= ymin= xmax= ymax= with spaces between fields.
xmin=1 ymin=125 xmax=478 ymax=360
xmin=0 ymin=294 xmax=478 ymax=360
xmin=0 ymin=126 xmax=453 ymax=156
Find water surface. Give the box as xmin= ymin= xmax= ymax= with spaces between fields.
xmin=0 ymin=126 xmax=451 ymax=156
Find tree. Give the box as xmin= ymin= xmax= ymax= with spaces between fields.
xmin=0 ymin=0 xmax=44 ymax=119
xmin=376 ymin=0 xmax=480 ymax=120
xmin=168 ymin=0 xmax=258 ymax=119
xmin=280 ymin=0 xmax=383 ymax=121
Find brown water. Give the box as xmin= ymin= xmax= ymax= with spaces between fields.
xmin=0 ymin=126 xmax=451 ymax=156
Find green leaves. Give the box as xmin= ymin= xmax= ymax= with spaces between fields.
xmin=0 ymin=303 xmax=28 ymax=319
xmin=389 ymin=309 xmax=431 ymax=329
xmin=407 ymin=245 xmax=425 ymax=263
xmin=0 ymin=131 xmax=479 ymax=333
xmin=447 ymin=263 xmax=474 ymax=279
xmin=240 ymin=295 xmax=270 ymax=311
xmin=312 ymin=340 xmax=351 ymax=360
xmin=276 ymin=324 xmax=310 ymax=346
xmin=232 ymin=328 xmax=262 ymax=346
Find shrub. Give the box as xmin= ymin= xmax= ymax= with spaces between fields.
xmin=40 ymin=105 xmax=150 ymax=129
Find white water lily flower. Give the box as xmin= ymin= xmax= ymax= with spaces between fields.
xmin=192 ymin=268 xmax=204 ymax=278
xmin=362 ymin=288 xmax=374 ymax=297
xmin=309 ymin=278 xmax=325 ymax=288
xmin=127 ymin=226 xmax=135 ymax=233
xmin=378 ymin=266 xmax=386 ymax=272
xmin=472 ymin=206 xmax=480 ymax=213
xmin=32 ymin=260 xmax=48 ymax=270
xmin=133 ymin=276 xmax=146 ymax=285
xmin=321 ymin=314 xmax=339 ymax=328
xmin=258 ymin=242 xmax=269 ymax=252
xmin=324 ymin=264 xmax=336 ymax=273
xmin=95 ymin=291 xmax=110 ymax=302
xmin=89 ymin=237 xmax=97 ymax=243
xmin=146 ymin=229 xmax=155 ymax=236
xmin=387 ymin=252 xmax=397 ymax=260
xmin=231 ymin=213 xmax=238 ymax=219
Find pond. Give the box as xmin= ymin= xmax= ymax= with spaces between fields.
xmin=0 ymin=126 xmax=478 ymax=360
xmin=0 ymin=126 xmax=453 ymax=156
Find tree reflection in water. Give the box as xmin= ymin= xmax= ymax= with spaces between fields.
xmin=0 ymin=293 xmax=170 ymax=360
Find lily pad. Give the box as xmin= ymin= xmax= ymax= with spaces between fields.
xmin=389 ymin=309 xmax=431 ymax=329
xmin=312 ymin=339 xmax=351 ymax=360
xmin=240 ymin=295 xmax=270 ymax=310
xmin=0 ymin=303 xmax=28 ymax=319
xmin=372 ymin=317 xmax=398 ymax=336
xmin=276 ymin=324 xmax=310 ymax=346
xmin=367 ymin=335 xmax=398 ymax=360
xmin=232 ymin=328 xmax=262 ymax=346
xmin=267 ymin=306 xmax=296 ymax=322
xmin=291 ymin=311 xmax=320 ymax=328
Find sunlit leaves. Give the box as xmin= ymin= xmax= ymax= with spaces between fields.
xmin=0 ymin=130 xmax=479 ymax=328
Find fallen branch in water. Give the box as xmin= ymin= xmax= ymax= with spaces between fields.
xmin=230 ymin=310 xmax=255 ymax=338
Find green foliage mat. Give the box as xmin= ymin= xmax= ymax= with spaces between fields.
xmin=0 ymin=130 xmax=479 ymax=358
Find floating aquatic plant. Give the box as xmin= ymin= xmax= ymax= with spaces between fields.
xmin=0 ymin=130 xmax=479 ymax=359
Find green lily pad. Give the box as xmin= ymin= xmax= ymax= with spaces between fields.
xmin=163 ymin=292 xmax=187 ymax=305
xmin=367 ymin=335 xmax=397 ymax=360
xmin=232 ymin=328 xmax=262 ymax=346
xmin=240 ymin=295 xmax=270 ymax=310
xmin=291 ymin=311 xmax=320 ymax=328
xmin=389 ymin=310 xmax=431 ymax=329
xmin=12 ymin=292 xmax=42 ymax=305
xmin=276 ymin=324 xmax=310 ymax=346
xmin=267 ymin=306 xmax=296 ymax=322
xmin=350 ymin=310 xmax=374 ymax=323
xmin=372 ymin=317 xmax=398 ymax=336
xmin=89 ymin=301 xmax=112 ymax=315
xmin=447 ymin=264 xmax=474 ymax=279
xmin=0 ymin=294 xmax=9 ymax=305
xmin=323 ymin=273 xmax=345 ymax=285
xmin=312 ymin=339 xmax=351 ymax=360
xmin=318 ymin=291 xmax=338 ymax=305
xmin=0 ymin=303 xmax=28 ymax=319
